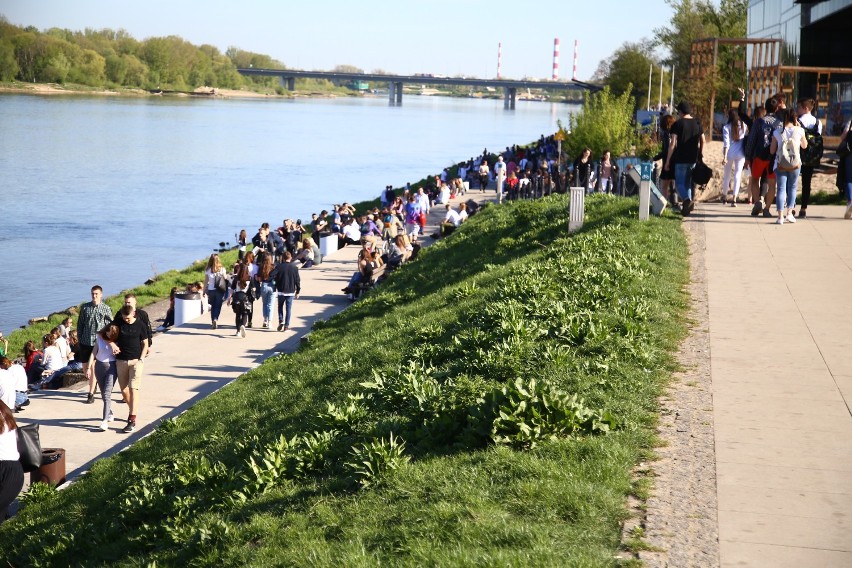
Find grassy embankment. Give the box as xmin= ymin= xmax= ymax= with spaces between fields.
xmin=0 ymin=194 xmax=689 ymax=566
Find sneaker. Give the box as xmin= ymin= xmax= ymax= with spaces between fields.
xmin=731 ymin=202 xmax=737 ymax=208
xmin=799 ymin=209 xmax=807 ymax=219
xmin=681 ymin=199 xmax=692 ymax=216
xmin=277 ymin=323 xmax=284 ymax=331
xmin=108 ymin=413 xmax=115 ymax=423
xmin=762 ymin=207 xmax=773 ymax=218
xmin=786 ymin=213 xmax=797 ymax=224
xmin=212 ymin=320 xmax=217 ymax=330
xmin=283 ymin=326 xmax=289 ymax=332
xmin=122 ymin=421 xmax=136 ymax=434
xmin=262 ymin=321 xmax=269 ymax=329
xmin=775 ymin=217 xmax=784 ymax=225
xmin=240 ymin=325 xmax=246 ymax=338
xmin=720 ymin=193 xmax=726 ymax=204
xmin=234 ymin=329 xmax=241 ymax=337
xmin=27 ymin=383 xmax=40 ymax=392
xmin=86 ymin=393 xmax=95 ymax=404
xmin=751 ymin=201 xmax=763 ymax=216
xmin=246 ymin=322 xmax=253 ymax=329
xmin=845 ymin=203 xmax=852 ymax=219
xmin=98 ymin=420 xmax=108 ymax=431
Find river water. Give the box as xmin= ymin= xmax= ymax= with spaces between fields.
xmin=0 ymin=93 xmax=574 ymax=331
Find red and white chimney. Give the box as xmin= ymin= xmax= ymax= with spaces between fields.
xmin=552 ymin=38 xmax=560 ymax=80
xmin=497 ymin=42 xmax=502 ymax=79
xmin=572 ymin=40 xmax=579 ymax=81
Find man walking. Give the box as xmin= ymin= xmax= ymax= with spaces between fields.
xmin=272 ymin=252 xmax=301 ymax=332
xmin=664 ymin=101 xmax=705 ymax=215
xmin=745 ymin=97 xmax=780 ymax=217
xmin=77 ymin=285 xmax=113 ymax=404
xmin=795 ymin=97 xmax=823 ymax=218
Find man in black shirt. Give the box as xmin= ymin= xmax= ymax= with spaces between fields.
xmin=115 ymin=304 xmax=149 ymax=434
xmin=664 ymin=101 xmax=705 ymax=215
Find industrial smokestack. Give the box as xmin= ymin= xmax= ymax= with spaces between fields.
xmin=497 ymin=42 xmax=502 ymax=79
xmin=553 ymin=38 xmax=560 ymax=80
xmin=572 ymin=40 xmax=579 ymax=81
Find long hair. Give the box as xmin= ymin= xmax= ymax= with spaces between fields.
xmin=258 ymin=254 xmax=274 ymax=281
xmin=727 ymin=109 xmax=743 ymax=141
xmin=23 ymin=340 xmax=38 ymax=359
xmin=98 ymin=324 xmax=120 ymax=343
xmin=235 ymin=263 xmax=251 ymax=287
xmin=206 ymin=254 xmax=222 ymax=273
xmin=782 ymin=108 xmax=799 ymax=126
xmin=0 ymin=400 xmax=16 ymax=433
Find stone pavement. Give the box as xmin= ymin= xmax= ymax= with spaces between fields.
xmin=17 ymin=190 xmax=493 ymax=491
xmin=690 ymin=203 xmax=852 ymax=567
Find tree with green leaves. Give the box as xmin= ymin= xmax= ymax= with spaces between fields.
xmin=592 ymin=39 xmax=672 ymax=111
xmin=565 ymin=86 xmax=636 ymax=159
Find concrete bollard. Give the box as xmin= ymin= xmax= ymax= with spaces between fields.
xmin=569 ymin=187 xmax=585 ymax=232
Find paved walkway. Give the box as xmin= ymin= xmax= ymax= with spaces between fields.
xmin=17 ymin=191 xmax=491 ymax=489
xmin=692 ymin=204 xmax=852 ymax=567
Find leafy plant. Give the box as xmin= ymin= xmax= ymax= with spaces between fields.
xmin=345 ymin=434 xmax=410 ymax=489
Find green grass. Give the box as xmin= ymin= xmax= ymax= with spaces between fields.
xmin=0 ymin=195 xmax=690 ymax=566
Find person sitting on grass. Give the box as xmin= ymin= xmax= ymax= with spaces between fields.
xmin=342 ymin=243 xmax=379 ymax=299
xmin=440 ymin=204 xmax=462 ymax=237
xmin=386 ymin=235 xmax=412 ymax=270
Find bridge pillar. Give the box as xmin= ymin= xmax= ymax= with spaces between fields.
xmin=287 ymin=77 xmax=295 ymax=91
xmin=503 ymin=87 xmax=516 ymax=110
xmin=395 ymin=82 xmax=403 ymax=105
xmin=389 ymin=82 xmax=403 ymax=105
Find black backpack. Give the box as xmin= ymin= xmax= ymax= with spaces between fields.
xmin=801 ymin=123 xmax=824 ymax=167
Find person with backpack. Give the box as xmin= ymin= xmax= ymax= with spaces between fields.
xmin=769 ymin=108 xmax=808 ymax=225
xmin=795 ymin=98 xmax=824 ymax=218
xmin=664 ymin=101 xmax=705 ymax=215
xmin=744 ymin=97 xmax=781 ymax=218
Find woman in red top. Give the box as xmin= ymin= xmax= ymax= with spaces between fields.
xmin=23 ymin=341 xmax=43 ymax=385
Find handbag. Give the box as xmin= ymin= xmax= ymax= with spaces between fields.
xmin=17 ymin=423 xmax=42 ymax=473
xmin=691 ymin=158 xmax=713 ymax=186
xmin=214 ymin=272 xmax=228 ymax=293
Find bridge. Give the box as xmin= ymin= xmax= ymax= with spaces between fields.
xmin=236 ymin=68 xmax=599 ymax=109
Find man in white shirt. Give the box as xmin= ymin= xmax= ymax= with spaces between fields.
xmin=795 ymin=97 xmax=823 ymax=218
xmin=440 ymin=204 xmax=462 ymax=236
xmin=339 ymin=218 xmax=362 ymax=248
xmin=494 ymin=156 xmax=506 ymax=203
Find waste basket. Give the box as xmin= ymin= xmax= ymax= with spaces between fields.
xmin=174 ymin=292 xmax=202 ymax=326
xmin=320 ymin=234 xmax=337 ymax=257
xmin=30 ymin=448 xmax=65 ymax=486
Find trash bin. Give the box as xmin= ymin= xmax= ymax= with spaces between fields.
xmin=174 ymin=292 xmax=202 ymax=326
xmin=30 ymin=448 xmax=65 ymax=486
xmin=320 ymin=234 xmax=337 ymax=257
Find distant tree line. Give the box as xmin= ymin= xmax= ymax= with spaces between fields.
xmin=0 ymin=16 xmax=284 ymax=91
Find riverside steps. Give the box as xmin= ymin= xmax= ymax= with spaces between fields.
xmin=16 ymin=191 xmax=494 ymax=492
xmin=688 ymin=204 xmax=852 ymax=567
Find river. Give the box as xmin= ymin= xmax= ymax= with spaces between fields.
xmin=0 ymin=93 xmax=575 ymax=331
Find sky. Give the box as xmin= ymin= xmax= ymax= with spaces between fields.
xmin=0 ymin=0 xmax=674 ymax=81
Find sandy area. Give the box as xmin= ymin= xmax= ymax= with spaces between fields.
xmin=0 ymin=82 xmax=283 ymax=99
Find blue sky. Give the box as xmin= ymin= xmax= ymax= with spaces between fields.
xmin=1 ymin=0 xmax=675 ymax=81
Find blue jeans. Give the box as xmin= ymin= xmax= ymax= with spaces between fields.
xmin=15 ymin=391 xmax=28 ymax=407
xmin=277 ymin=294 xmax=294 ymax=327
xmin=260 ymin=282 xmax=276 ymax=322
xmin=674 ymin=163 xmax=694 ymax=200
xmin=207 ymin=288 xmax=225 ymax=322
xmin=775 ymin=168 xmax=800 ymax=211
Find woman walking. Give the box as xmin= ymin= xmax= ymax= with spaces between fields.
xmin=256 ymin=252 xmax=276 ymax=329
xmin=573 ymin=148 xmax=594 ymax=194
xmin=769 ymin=108 xmax=807 ymax=225
xmin=722 ymin=109 xmax=749 ymax=206
xmin=229 ymin=262 xmax=252 ymax=338
xmin=204 ymin=253 xmax=227 ymax=330
xmin=595 ymin=150 xmax=618 ymax=194
xmin=0 ymin=400 xmax=24 ymax=522
xmin=86 ymin=324 xmax=118 ymax=431
xmin=655 ymin=114 xmax=676 ymax=204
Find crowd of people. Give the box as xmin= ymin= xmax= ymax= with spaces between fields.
xmin=658 ymin=90 xmax=852 ymax=221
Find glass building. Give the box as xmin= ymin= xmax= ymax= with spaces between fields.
xmin=748 ymin=0 xmax=852 ymax=133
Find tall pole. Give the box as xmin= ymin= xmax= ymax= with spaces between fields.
xmin=670 ymin=65 xmax=675 ymax=109
xmin=497 ymin=42 xmax=502 ymax=79
xmin=647 ymin=64 xmax=653 ymax=111
xmin=658 ymin=65 xmax=664 ymax=110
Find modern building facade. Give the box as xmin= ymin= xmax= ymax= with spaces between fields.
xmin=748 ymin=0 xmax=852 ymax=133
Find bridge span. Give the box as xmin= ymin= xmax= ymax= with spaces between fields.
xmin=236 ymin=68 xmax=599 ymax=108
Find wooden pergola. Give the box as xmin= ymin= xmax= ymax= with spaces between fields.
xmin=689 ymin=37 xmax=852 ymax=135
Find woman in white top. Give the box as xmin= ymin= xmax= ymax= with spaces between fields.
xmin=0 ymin=400 xmax=24 ymax=520
xmin=87 ymin=324 xmax=119 ymax=431
xmin=203 ymin=253 xmax=227 ymax=330
xmin=769 ymin=108 xmax=808 ymax=225
xmin=722 ymin=109 xmax=749 ymax=206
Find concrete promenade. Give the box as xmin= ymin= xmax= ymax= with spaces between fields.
xmin=17 ymin=192 xmax=487 ymax=489
xmin=692 ymin=204 xmax=852 ymax=567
